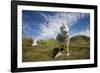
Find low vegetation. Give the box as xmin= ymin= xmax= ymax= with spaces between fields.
xmin=22 ymin=35 xmax=90 ymax=62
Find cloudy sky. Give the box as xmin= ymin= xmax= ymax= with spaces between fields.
xmin=22 ymin=10 xmax=90 ymax=40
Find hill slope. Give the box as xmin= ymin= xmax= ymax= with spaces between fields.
xmin=22 ymin=35 xmax=90 ymax=62
xmin=70 ymin=35 xmax=90 ymax=44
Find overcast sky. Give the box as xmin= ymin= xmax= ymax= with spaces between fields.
xmin=22 ymin=10 xmax=90 ymax=40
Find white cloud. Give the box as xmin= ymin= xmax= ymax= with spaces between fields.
xmin=71 ymin=24 xmax=90 ymax=37
xmin=79 ymin=24 xmax=90 ymax=37
xmin=36 ymin=12 xmax=88 ymax=40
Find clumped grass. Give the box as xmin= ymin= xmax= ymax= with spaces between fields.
xmin=22 ymin=38 xmax=33 ymax=46
xmin=22 ymin=35 xmax=90 ymax=62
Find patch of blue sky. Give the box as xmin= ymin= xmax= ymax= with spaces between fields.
xmin=22 ymin=10 xmax=90 ymax=39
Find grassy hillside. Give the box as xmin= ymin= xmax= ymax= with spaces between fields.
xmin=22 ymin=35 xmax=90 ymax=62
xmin=70 ymin=35 xmax=90 ymax=45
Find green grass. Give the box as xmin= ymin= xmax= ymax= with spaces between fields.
xmin=22 ymin=35 xmax=90 ymax=62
